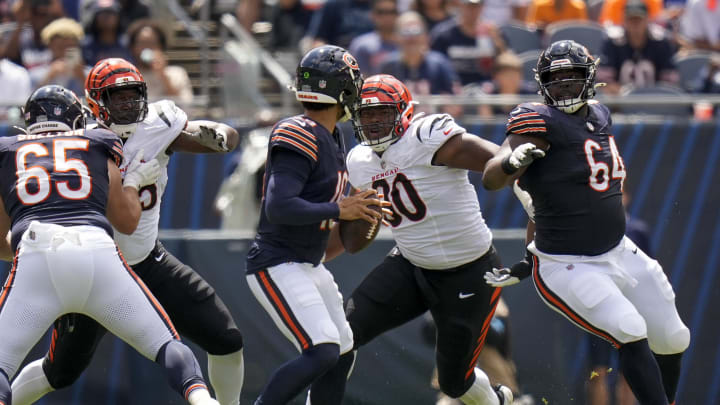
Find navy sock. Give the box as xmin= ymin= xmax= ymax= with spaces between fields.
xmin=155 ymin=340 xmax=206 ymax=399
xmin=309 ymin=350 xmax=356 ymax=405
xmin=0 ymin=368 xmax=10 ymax=405
xmin=619 ymin=340 xmax=668 ymax=405
xmin=255 ymin=343 xmax=339 ymax=405
xmin=654 ymin=352 xmax=683 ymax=403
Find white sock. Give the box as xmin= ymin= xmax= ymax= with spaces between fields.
xmin=208 ymin=349 xmax=244 ymax=405
xmin=187 ymin=387 xmax=216 ymax=405
xmin=10 ymin=359 xmax=55 ymax=405
xmin=458 ymin=368 xmax=499 ymax=405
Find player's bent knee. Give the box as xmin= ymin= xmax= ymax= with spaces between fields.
xmin=305 ymin=343 xmax=340 ymax=374
xmin=317 ymin=320 xmax=342 ymax=346
xmin=205 ymin=328 xmax=244 ymax=355
xmin=655 ymin=324 xmax=690 ymax=355
xmin=616 ymin=312 xmax=647 ymax=343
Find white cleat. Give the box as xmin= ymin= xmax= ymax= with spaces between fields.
xmin=494 ymin=384 xmax=513 ymax=405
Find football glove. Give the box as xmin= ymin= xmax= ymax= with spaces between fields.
xmin=501 ymin=143 xmax=546 ymax=174
xmin=196 ymin=125 xmax=230 ymax=152
xmin=124 ymin=150 xmax=160 ymax=190
xmin=484 ymin=252 xmax=534 ymax=287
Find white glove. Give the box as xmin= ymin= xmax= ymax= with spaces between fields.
xmin=513 ymin=180 xmax=534 ymax=221
xmin=484 ymin=254 xmax=533 ymax=287
xmin=124 ymin=150 xmax=160 ymax=190
xmin=502 ymin=143 xmax=546 ymax=174
xmin=484 ymin=268 xmax=521 ymax=287
xmin=197 ymin=125 xmax=230 ymax=152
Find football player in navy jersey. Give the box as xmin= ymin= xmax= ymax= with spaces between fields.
xmin=0 ymin=85 xmax=220 ymax=405
xmin=245 ymin=45 xmax=386 ymax=405
xmin=10 ymin=58 xmax=245 ymax=405
xmin=482 ymin=40 xmax=689 ymax=405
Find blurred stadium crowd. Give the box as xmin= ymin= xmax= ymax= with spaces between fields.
xmin=0 ymin=0 xmax=719 ymax=128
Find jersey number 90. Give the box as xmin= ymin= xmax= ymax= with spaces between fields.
xmin=373 ymin=173 xmax=427 ymax=227
xmin=15 ymin=139 xmax=92 ymax=205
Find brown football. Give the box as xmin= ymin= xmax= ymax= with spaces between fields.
xmin=339 ymin=205 xmax=381 ymax=254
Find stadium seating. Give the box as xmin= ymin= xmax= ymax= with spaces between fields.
xmin=544 ymin=20 xmax=606 ymax=57
xmin=499 ymin=23 xmax=542 ymax=54
xmin=674 ymin=51 xmax=713 ymax=92
xmin=518 ymin=49 xmax=543 ymax=85
xmin=619 ymin=84 xmax=690 ymax=115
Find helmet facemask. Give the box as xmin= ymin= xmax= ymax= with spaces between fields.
xmin=535 ymin=44 xmax=599 ymax=114
xmin=355 ymin=101 xmax=413 ymax=153
xmin=98 ymin=83 xmax=148 ymax=138
xmin=337 ymin=69 xmax=363 ymax=123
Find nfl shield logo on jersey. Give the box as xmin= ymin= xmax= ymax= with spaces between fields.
xmin=319 ymin=80 xmax=327 ymax=89
xmin=54 ymin=107 xmax=62 ymax=116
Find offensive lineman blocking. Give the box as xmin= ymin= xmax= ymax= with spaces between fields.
xmin=0 ymin=85 xmax=218 ymax=405
xmin=483 ymin=40 xmax=689 ymax=405
xmin=11 ymin=59 xmax=245 ymax=405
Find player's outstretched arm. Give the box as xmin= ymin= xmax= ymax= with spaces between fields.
xmin=482 ymin=135 xmax=548 ymax=190
xmin=432 ymin=132 xmax=500 ymax=172
xmin=0 ymin=198 xmax=11 ymax=261
xmin=171 ymin=120 xmax=240 ymax=153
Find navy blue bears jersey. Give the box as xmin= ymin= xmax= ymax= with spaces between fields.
xmin=0 ymin=127 xmax=123 ymax=250
xmin=246 ymin=115 xmax=348 ymax=273
xmin=508 ymin=101 xmax=626 ymax=255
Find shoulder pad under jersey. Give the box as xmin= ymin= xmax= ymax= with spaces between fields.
xmin=86 ymin=127 xmax=123 ymax=166
xmin=412 ymin=113 xmax=465 ymax=145
xmin=505 ymin=103 xmax=549 ymax=138
xmin=147 ymin=100 xmax=188 ymax=132
xmin=269 ymin=115 xmax=321 ymax=162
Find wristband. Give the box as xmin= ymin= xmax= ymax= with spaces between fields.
xmin=501 ymin=155 xmax=519 ymax=175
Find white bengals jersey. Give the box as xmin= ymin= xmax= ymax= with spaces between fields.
xmin=115 ymin=100 xmax=187 ymax=264
xmin=346 ymin=113 xmax=492 ymax=270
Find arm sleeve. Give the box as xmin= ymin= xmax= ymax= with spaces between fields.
xmin=264 ymin=148 xmax=340 ymax=225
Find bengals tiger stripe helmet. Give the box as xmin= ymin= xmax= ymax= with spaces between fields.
xmin=354 ymin=74 xmax=415 ymax=153
xmin=85 ymin=58 xmax=148 ymax=138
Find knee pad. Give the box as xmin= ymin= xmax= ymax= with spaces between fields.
xmin=615 ymin=312 xmax=647 ymax=343
xmin=205 ymin=328 xmax=244 ymax=355
xmin=654 ymin=323 xmax=690 ymax=355
xmin=316 ymin=318 xmax=342 ymax=346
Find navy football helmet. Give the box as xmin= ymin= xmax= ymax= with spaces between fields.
xmin=293 ymin=45 xmax=363 ymax=122
xmin=535 ymin=40 xmax=598 ymax=113
xmin=24 ymin=85 xmax=85 ymax=134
